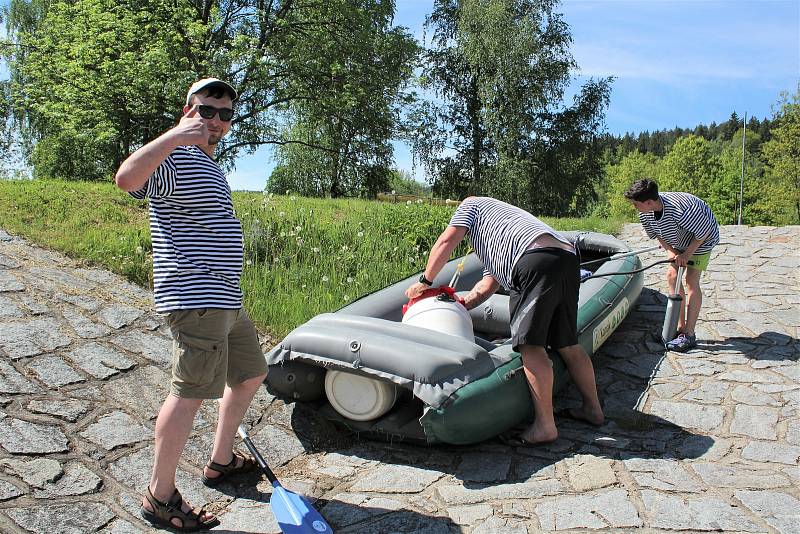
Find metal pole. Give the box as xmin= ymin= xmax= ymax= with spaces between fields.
xmin=738 ymin=112 xmax=747 ymax=225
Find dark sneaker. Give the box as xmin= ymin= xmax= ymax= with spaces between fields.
xmin=667 ymin=333 xmax=697 ymax=352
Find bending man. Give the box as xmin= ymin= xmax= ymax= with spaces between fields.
xmin=116 ymin=78 xmax=267 ymax=531
xmin=406 ymin=196 xmax=603 ymax=445
xmin=624 ymin=179 xmax=719 ymax=352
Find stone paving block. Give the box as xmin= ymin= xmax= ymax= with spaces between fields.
xmin=56 ymin=292 xmax=104 ymax=312
xmin=691 ymin=462 xmax=790 ymax=489
xmin=215 ymin=497 xmax=281 ymax=533
xmin=0 ymin=317 xmax=71 ymax=359
xmin=350 ymin=464 xmax=443 ymax=493
xmin=512 ymin=457 xmax=557 ymax=480
xmin=730 ymin=405 xmax=779 ymax=439
xmin=32 ymin=461 xmax=102 ymax=497
xmin=741 ymin=441 xmax=800 ymax=465
xmin=675 ymin=358 xmax=724 ymax=376
xmin=456 ymin=452 xmax=510 ymax=482
xmin=680 ymin=380 xmax=729 ymax=404
xmin=0 ymin=359 xmax=40 ymax=394
xmin=5 ymin=502 xmax=114 ymax=534
xmin=535 ymin=489 xmax=643 ymax=530
xmin=26 ymin=355 xmax=86 ymax=388
xmin=0 ymin=479 xmax=23 ymax=501
xmin=446 ymin=504 xmax=493 ymax=525
xmin=97 ymin=305 xmax=145 ymax=329
xmin=64 ymin=309 xmax=113 ymax=339
xmin=641 ymin=490 xmax=762 ymax=531
xmin=566 ymin=455 xmax=616 ymax=491
xmin=0 ymin=418 xmax=69 ymax=454
xmin=0 ymin=295 xmax=24 ymax=318
xmin=101 ymin=365 xmax=170 ymax=420
xmin=0 ymin=271 xmax=25 ymax=292
xmin=0 ymin=457 xmax=62 ymax=487
xmin=66 ymin=342 xmax=136 ymax=379
xmin=100 ymin=519 xmax=145 ymax=534
xmin=647 ymin=400 xmax=724 ymax=432
xmin=17 ymin=294 xmax=49 ymax=315
xmin=26 ymin=398 xmax=92 ymax=422
xmin=251 ymin=423 xmax=308 ymax=469
xmin=731 ymin=384 xmax=782 ymax=406
xmin=624 ymin=458 xmax=704 ymax=492
xmin=471 ymin=515 xmax=528 ymax=534
xmin=717 ymin=369 xmax=784 ymax=384
xmin=80 ymin=410 xmax=151 ymax=450
xmin=735 ymin=490 xmax=800 ymax=534
xmin=109 ymin=329 xmax=171 ymax=365
xmin=437 ymin=478 xmax=563 ymax=505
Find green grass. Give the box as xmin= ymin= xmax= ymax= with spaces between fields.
xmin=0 ymin=179 xmax=624 ymax=336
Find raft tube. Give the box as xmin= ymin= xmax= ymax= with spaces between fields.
xmin=265 ymin=231 xmax=644 ymax=445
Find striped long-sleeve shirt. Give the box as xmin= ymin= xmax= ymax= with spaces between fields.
xmin=449 ymin=197 xmax=572 ymax=290
xmin=130 ymin=145 xmax=243 ymax=312
xmin=639 ymin=192 xmax=719 ymax=253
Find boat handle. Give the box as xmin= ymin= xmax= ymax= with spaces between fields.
xmin=502 ymin=365 xmax=524 ymax=381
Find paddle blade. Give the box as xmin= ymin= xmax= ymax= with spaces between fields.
xmin=270 ymin=485 xmax=333 ymax=534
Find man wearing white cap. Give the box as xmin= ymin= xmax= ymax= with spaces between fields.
xmin=116 ymin=78 xmax=268 ymax=531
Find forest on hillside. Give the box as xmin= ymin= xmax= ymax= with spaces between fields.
xmin=0 ymin=0 xmax=797 ymax=225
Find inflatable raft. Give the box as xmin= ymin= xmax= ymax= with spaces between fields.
xmin=265 ymin=232 xmax=644 ymax=445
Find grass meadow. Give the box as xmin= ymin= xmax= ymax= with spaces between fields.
xmin=0 ymin=179 xmax=623 ymax=336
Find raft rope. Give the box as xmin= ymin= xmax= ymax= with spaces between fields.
xmin=448 ymin=246 xmax=473 ymax=288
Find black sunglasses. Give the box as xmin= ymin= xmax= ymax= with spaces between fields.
xmin=198 ymin=105 xmax=234 ymax=122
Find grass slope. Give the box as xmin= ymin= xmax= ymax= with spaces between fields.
xmin=0 ymin=179 xmax=623 ymax=336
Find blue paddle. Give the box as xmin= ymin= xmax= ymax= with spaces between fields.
xmin=237 ymin=425 xmax=334 ymax=534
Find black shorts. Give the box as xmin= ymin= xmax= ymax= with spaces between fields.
xmin=509 ymin=247 xmax=579 ymax=352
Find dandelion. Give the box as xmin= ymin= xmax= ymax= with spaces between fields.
xmin=295 ymin=225 xmax=302 ymax=232
xmin=393 ymin=246 xmax=399 ymax=252
xmin=357 ymin=231 xmax=364 ymax=238
xmin=346 ymin=277 xmax=354 ymax=283
xmin=280 ymin=231 xmax=286 ymax=237
xmin=302 ymin=284 xmax=307 ymax=289
xmin=246 ymin=260 xmax=252 ymax=266
xmin=406 ymin=200 xmax=412 ymax=205
xmin=341 ymin=245 xmax=349 ymax=251
xmin=278 ymin=211 xmax=285 ymax=217
xmin=285 ymin=189 xmax=290 ymax=195
xmin=135 ymin=246 xmax=143 ymax=254
xmin=391 ymin=190 xmax=396 ymax=195
xmin=312 ymin=247 xmax=320 ymax=254
xmin=344 ymin=295 xmax=350 ymax=302
xmin=322 ymin=275 xmax=329 ymax=283
xmin=296 ymin=238 xmax=304 ymax=246
xmin=290 ymin=196 xmax=296 ymax=201
xmin=416 ymin=199 xmax=423 ymax=204
xmin=288 ymin=231 xmax=295 ymax=237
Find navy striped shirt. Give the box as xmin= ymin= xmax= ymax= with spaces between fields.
xmin=449 ymin=197 xmax=572 ymax=289
xmin=130 ymin=146 xmax=243 ymax=312
xmin=639 ymin=192 xmax=719 ymax=254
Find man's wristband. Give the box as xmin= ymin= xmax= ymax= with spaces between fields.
xmin=419 ymin=273 xmax=433 ymax=286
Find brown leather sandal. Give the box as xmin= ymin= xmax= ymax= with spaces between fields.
xmin=140 ymin=486 xmax=218 ymax=532
xmin=201 ymin=450 xmax=257 ymax=487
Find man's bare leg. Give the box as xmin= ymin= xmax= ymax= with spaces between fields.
xmin=557 ymin=344 xmax=604 ymax=425
xmin=667 ymin=264 xmax=687 ymax=333
xmin=204 ymin=373 xmax=267 ymax=479
xmin=143 ymin=394 xmax=215 ymax=527
xmin=683 ymin=268 xmax=703 ymax=336
xmin=518 ymin=345 xmax=558 ymax=444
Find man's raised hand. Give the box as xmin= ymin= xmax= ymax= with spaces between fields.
xmin=170 ymin=105 xmax=209 ymax=146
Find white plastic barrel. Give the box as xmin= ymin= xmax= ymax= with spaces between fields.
xmin=402 ymin=295 xmax=474 ymax=341
xmin=324 ymin=370 xmax=398 ymax=421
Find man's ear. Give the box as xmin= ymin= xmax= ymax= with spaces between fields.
xmin=182 ymin=104 xmax=191 ymax=116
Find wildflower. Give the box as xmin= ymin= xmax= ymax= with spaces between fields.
xmin=295 ymin=226 xmax=302 ymax=232
xmin=280 ymin=231 xmax=286 ymax=237
xmin=346 ymin=277 xmax=354 ymax=284
xmin=246 ymin=260 xmax=252 ymax=266
xmin=322 ymin=275 xmax=329 ymax=283
xmin=357 ymin=231 xmax=364 ymax=238
xmin=302 ymin=284 xmax=307 ymax=289
xmin=290 ymin=196 xmax=296 ymax=201
xmin=279 ymin=211 xmax=285 ymax=217
xmin=135 ymin=246 xmax=143 ymax=254
xmin=393 ymin=246 xmax=399 ymax=252
xmin=406 ymin=200 xmax=412 ymax=205
xmin=286 ymin=189 xmax=290 ymax=195
xmin=296 ymin=238 xmax=304 ymax=246
xmin=312 ymin=247 xmax=320 ymax=254
xmin=341 ymin=245 xmax=349 ymax=251
xmin=391 ymin=190 xmax=396 ymax=195
xmin=416 ymin=199 xmax=423 ymax=204
xmin=344 ymin=295 xmax=350 ymax=302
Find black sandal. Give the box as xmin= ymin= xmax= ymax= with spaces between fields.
xmin=140 ymin=486 xmax=218 ymax=532
xmin=201 ymin=450 xmax=257 ymax=487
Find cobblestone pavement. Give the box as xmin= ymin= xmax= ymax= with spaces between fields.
xmin=0 ymin=224 xmax=797 ymax=534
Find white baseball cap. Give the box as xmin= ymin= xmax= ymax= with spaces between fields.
xmin=185 ymin=78 xmax=238 ymax=105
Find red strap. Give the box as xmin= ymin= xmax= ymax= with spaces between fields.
xmin=402 ymin=286 xmax=466 ymax=315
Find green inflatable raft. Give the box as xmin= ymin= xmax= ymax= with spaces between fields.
xmin=266 ymin=231 xmax=644 ymax=445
